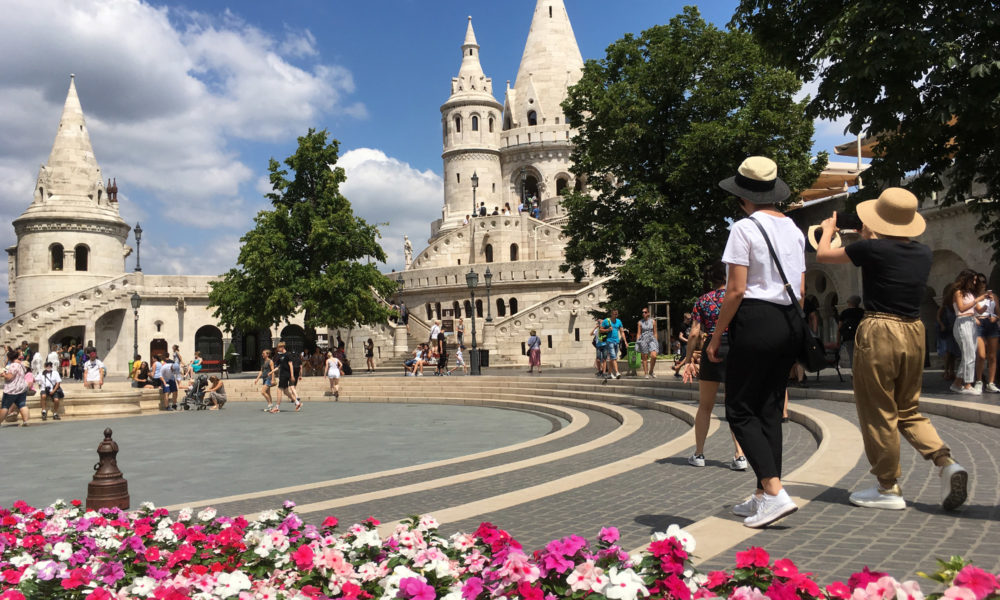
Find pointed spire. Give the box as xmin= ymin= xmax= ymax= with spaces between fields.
xmin=448 ymin=16 xmax=496 ymax=100
xmin=40 ymin=74 xmax=103 ymax=200
xmin=508 ymin=0 xmax=584 ymax=124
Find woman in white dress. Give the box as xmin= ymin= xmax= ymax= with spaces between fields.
xmin=325 ymin=351 xmax=343 ymax=400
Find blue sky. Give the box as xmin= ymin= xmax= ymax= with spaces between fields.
xmin=0 ymin=1 xmax=852 ymax=302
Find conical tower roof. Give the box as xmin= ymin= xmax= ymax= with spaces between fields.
xmin=445 ymin=17 xmax=500 ymax=105
xmin=17 ymin=75 xmax=124 ymax=225
xmin=506 ymin=0 xmax=583 ymax=127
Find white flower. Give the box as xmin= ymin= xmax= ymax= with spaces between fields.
xmin=351 ymin=528 xmax=382 ymax=549
xmin=10 ymin=553 xmax=33 ymax=567
xmin=666 ymin=524 xmax=695 ymax=553
xmin=52 ymin=541 xmax=73 ymax=561
xmin=441 ymin=588 xmax=464 ymax=600
xmin=177 ymin=508 xmax=193 ymax=522
xmin=257 ymin=510 xmax=280 ymax=523
xmin=417 ymin=515 xmax=440 ymax=531
xmin=156 ymin=517 xmax=175 ymax=530
xmin=215 ymin=570 xmax=252 ymax=597
xmin=602 ymin=567 xmax=649 ymax=600
xmin=357 ymin=562 xmax=385 ymax=582
xmin=140 ymin=501 xmax=156 ymax=510
xmin=131 ymin=576 xmax=157 ymax=597
xmin=198 ymin=507 xmax=218 ymax=522
xmin=688 ymin=573 xmax=708 ymax=593
xmin=153 ymin=528 xmax=178 ymax=544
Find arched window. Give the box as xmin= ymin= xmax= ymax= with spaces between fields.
xmin=496 ymin=298 xmax=506 ymax=317
xmin=426 ymin=303 xmax=433 ymax=319
xmin=74 ymin=244 xmax=89 ymax=271
xmin=454 ymin=116 xmax=462 ymax=133
xmin=50 ymin=244 xmax=64 ymax=271
xmin=556 ymin=178 xmax=568 ymax=195
xmin=471 ymin=116 xmax=479 ymax=131
xmin=488 ymin=117 xmax=494 ymax=132
xmin=509 ymin=298 xmax=519 ymax=315
xmin=484 ymin=244 xmax=493 ymax=263
xmin=452 ymin=301 xmax=461 ymax=318
xmin=435 ymin=302 xmax=442 ymax=319
xmin=464 ymin=300 xmax=473 ymax=318
xmin=527 ymin=111 xmax=537 ymax=126
xmin=475 ymin=299 xmax=483 ymax=318
xmin=194 ymin=325 xmax=224 ymax=363
xmin=574 ymin=179 xmax=583 ymax=192
xmin=510 ymin=244 xmax=519 ymax=261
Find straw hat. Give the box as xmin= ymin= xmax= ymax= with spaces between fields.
xmin=856 ymin=188 xmax=926 ymax=237
xmin=807 ymin=225 xmax=842 ymax=251
xmin=718 ymin=156 xmax=791 ymax=204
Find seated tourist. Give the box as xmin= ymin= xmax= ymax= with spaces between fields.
xmin=204 ymin=375 xmax=227 ymax=409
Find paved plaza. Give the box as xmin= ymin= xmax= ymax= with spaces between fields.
xmin=2 ymin=370 xmax=998 ymax=586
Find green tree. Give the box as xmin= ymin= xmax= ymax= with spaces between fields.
xmin=732 ymin=0 xmax=1000 ymax=257
xmin=209 ymin=129 xmax=396 ymax=338
xmin=561 ymin=7 xmax=824 ymax=322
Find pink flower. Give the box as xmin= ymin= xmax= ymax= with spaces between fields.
xmin=517 ymin=581 xmax=545 ymax=600
xmin=827 ymin=581 xmax=852 ymax=600
xmin=943 ymin=587 xmax=977 ymax=600
xmin=765 ymin=582 xmax=799 ymax=600
xmin=567 ymin=561 xmax=606 ymax=593
xmin=60 ymin=567 xmax=91 ymax=590
xmin=496 ymin=550 xmax=540 ymax=585
xmin=849 ymin=567 xmax=889 ymax=591
xmin=706 ymin=571 xmax=730 ymax=589
xmin=898 ymin=580 xmax=924 ymax=600
xmin=772 ymin=558 xmax=798 ymax=578
xmin=86 ymin=589 xmax=114 ymax=600
xmin=291 ymin=543 xmax=315 ymax=571
xmin=730 ymin=585 xmax=768 ymax=600
xmin=735 ymin=547 xmax=770 ymax=569
xmin=0 ymin=591 xmax=27 ymax=600
xmin=2 ymin=569 xmax=22 ymax=585
xmin=955 ymin=566 xmax=1000 ymax=600
xmin=851 ymin=576 xmax=901 ymax=600
xmin=662 ymin=574 xmax=692 ymax=600
xmin=599 ymin=527 xmax=620 ymax=544
xmin=398 ymin=577 xmax=436 ymax=600
xmin=461 ymin=577 xmax=484 ymax=600
xmin=321 ymin=516 xmax=339 ymax=529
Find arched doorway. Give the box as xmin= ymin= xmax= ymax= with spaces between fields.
xmin=150 ymin=338 xmax=168 ymax=362
xmin=195 ymin=325 xmax=224 ymax=367
xmin=237 ymin=328 xmax=272 ymax=372
xmin=49 ymin=325 xmax=85 ymax=350
xmin=281 ymin=324 xmax=306 ymax=355
xmin=509 ymin=298 xmax=519 ymax=315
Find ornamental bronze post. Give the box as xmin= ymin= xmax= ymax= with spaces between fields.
xmin=86 ymin=428 xmax=130 ymax=511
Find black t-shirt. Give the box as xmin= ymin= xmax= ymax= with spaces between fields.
xmin=844 ymin=239 xmax=931 ymax=318
xmin=277 ymin=352 xmax=292 ymax=376
xmin=838 ymin=307 xmax=865 ymax=341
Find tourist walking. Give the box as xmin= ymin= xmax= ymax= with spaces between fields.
xmin=326 ymin=350 xmax=343 ymax=399
xmin=683 ymin=263 xmax=747 ymax=471
xmin=526 ymin=330 xmax=542 ymax=373
xmin=83 ymin=351 xmax=105 ymax=390
xmin=457 ymin=318 xmax=465 ymax=347
xmin=365 ymin=338 xmax=375 ymax=373
xmin=636 ymin=308 xmax=659 ymax=378
xmin=592 ymin=320 xmax=608 ymax=377
xmin=706 ymin=156 xmax=803 ymax=528
xmin=0 ymin=349 xmax=29 ymax=427
xmin=817 ymin=188 xmax=969 ymax=511
xmin=951 ymin=269 xmax=988 ymax=395
xmin=272 ymin=342 xmax=296 ymax=413
xmin=449 ymin=344 xmax=468 ymax=375
xmin=603 ymin=309 xmax=624 ymax=379
xmin=253 ymin=349 xmax=275 ymax=412
xmin=435 ymin=331 xmax=449 ymax=376
xmin=39 ymin=361 xmax=64 ymax=421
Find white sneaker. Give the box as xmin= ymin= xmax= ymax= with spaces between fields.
xmin=687 ymin=454 xmax=706 ymax=467
xmin=613 ymin=373 xmax=621 ymax=379
xmin=849 ymin=484 xmax=906 ymax=510
xmin=950 ymin=383 xmax=963 ymax=393
xmin=730 ymin=456 xmax=749 ymax=471
xmin=973 ymin=381 xmax=983 ymax=393
xmin=649 ymin=373 xmax=656 ymax=378
xmin=645 ymin=374 xmax=651 ymax=379
xmin=743 ymin=489 xmax=798 ymax=528
xmin=939 ymin=462 xmax=969 ymax=510
xmin=960 ymin=387 xmax=981 ymax=396
xmin=987 ymin=382 xmax=1000 ymax=393
xmin=732 ymin=494 xmax=760 ymax=517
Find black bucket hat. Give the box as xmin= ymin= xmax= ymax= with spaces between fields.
xmin=718 ymin=156 xmax=791 ymax=204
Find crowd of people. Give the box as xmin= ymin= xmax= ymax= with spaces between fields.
xmin=402 ymin=321 xmax=467 ymax=376
xmin=938 ymin=270 xmax=998 ymax=395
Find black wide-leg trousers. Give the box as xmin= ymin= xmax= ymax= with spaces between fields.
xmin=724 ymin=299 xmax=801 ymax=489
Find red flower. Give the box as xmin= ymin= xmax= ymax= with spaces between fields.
xmin=735 ymin=547 xmax=770 ymax=569
xmin=86 ymin=589 xmax=114 ymax=600
xmin=145 ymin=546 xmax=161 ymax=562
xmin=706 ymin=571 xmax=731 ymax=589
xmin=2 ymin=569 xmax=22 ymax=585
xmin=322 ymin=516 xmax=339 ymax=529
xmin=766 ymin=582 xmax=800 ymax=600
xmin=516 ymin=582 xmax=544 ymax=600
xmin=300 ymin=585 xmax=324 ymax=599
xmin=364 ymin=517 xmax=381 ymax=526
xmin=848 ymin=567 xmax=888 ymax=590
xmin=71 ymin=499 xmax=83 ymax=507
xmin=955 ymin=565 xmax=1000 ymax=600
xmin=0 ymin=591 xmax=27 ymax=600
xmin=772 ymin=558 xmax=798 ymax=578
xmin=342 ymin=582 xmax=362 ymax=600
xmin=291 ymin=543 xmax=315 ymax=571
xmin=663 ymin=574 xmax=692 ymax=600
xmin=825 ymin=581 xmax=851 ymax=600
xmin=60 ymin=567 xmax=92 ymax=589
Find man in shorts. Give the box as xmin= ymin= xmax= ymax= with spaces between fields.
xmin=83 ymin=351 xmax=105 ymax=390
xmin=603 ymin=309 xmax=624 ymax=379
xmin=272 ymin=342 xmax=295 ymax=413
xmin=39 ymin=361 xmax=64 ymax=421
xmin=593 ymin=320 xmax=609 ymax=378
xmin=160 ymin=357 xmax=179 ymax=410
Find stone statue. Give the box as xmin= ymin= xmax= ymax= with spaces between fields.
xmin=403 ymin=235 xmax=413 ymax=267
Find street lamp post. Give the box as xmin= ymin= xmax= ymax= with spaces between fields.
xmin=471 ymin=171 xmax=479 ymax=218
xmin=484 ymin=266 xmax=493 ymax=323
xmin=465 ymin=269 xmax=481 ymax=375
xmin=130 ymin=292 xmax=141 ymax=360
xmin=520 ymin=168 xmax=527 ymax=212
xmin=133 ymin=222 xmax=142 ymax=272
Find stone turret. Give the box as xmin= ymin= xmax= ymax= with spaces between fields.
xmin=438 ymin=17 xmax=504 ymax=239
xmin=9 ymin=75 xmax=130 ymax=315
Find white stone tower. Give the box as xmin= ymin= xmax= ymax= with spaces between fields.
xmin=500 ymin=0 xmax=584 ymax=215
xmin=438 ymin=17 xmax=504 ymax=237
xmin=9 ymin=75 xmax=130 ymax=315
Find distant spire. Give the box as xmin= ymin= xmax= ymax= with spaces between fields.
xmin=509 ymin=0 xmax=584 ymax=121
xmin=463 ymin=15 xmax=478 ymax=47
xmin=43 ymin=74 xmax=102 ymax=198
xmin=448 ymin=16 xmax=498 ymax=102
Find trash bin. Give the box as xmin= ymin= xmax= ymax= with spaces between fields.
xmin=627 ymin=342 xmax=641 ymax=370
xmin=480 ymin=349 xmax=490 ymax=368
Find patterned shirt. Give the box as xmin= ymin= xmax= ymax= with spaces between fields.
xmin=692 ymin=287 xmax=726 ymax=336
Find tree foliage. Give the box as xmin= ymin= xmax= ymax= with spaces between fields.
xmin=732 ymin=0 xmax=1000 ymax=257
xmin=560 ymin=7 xmax=824 ymax=322
xmin=209 ymin=129 xmax=395 ymax=336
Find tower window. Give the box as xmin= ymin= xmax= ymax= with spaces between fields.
xmin=472 ymin=116 xmax=479 ymax=131
xmin=509 ymin=298 xmax=519 ymax=315
xmin=74 ymin=244 xmax=89 ymax=271
xmin=492 ymin=183 xmax=496 ymax=192
xmin=470 ymin=49 xmax=474 ymax=56
xmin=484 ymin=244 xmax=494 ymax=263
xmin=488 ymin=117 xmax=494 ymax=132
xmin=549 ymin=6 xmax=553 ymax=17
xmin=496 ymin=299 xmax=506 ymax=317
xmin=454 ymin=116 xmax=462 ymax=133
xmin=457 ymin=173 xmax=461 ymax=183
xmin=50 ymin=244 xmax=64 ymax=271
xmin=527 ymin=111 xmax=537 ymax=126
xmin=510 ymin=244 xmax=519 ymax=261
xmin=556 ymin=178 xmax=568 ymax=196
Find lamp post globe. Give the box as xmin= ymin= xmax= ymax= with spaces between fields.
xmin=484 ymin=266 xmax=493 ymax=323
xmin=133 ymin=222 xmax=143 ymax=272
xmin=130 ymin=292 xmax=141 ymax=361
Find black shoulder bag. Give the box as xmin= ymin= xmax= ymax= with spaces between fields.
xmin=748 ymin=217 xmax=827 ymax=372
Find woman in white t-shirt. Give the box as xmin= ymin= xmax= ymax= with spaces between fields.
xmin=705 ymin=157 xmax=805 ymax=529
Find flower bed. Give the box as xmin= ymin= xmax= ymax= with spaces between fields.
xmin=0 ymin=500 xmax=997 ymax=600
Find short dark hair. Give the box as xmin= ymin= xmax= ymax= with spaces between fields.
xmin=44 ymin=361 xmax=53 ymax=368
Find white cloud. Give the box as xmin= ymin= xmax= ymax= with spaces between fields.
xmin=338 ymin=148 xmax=443 ymax=272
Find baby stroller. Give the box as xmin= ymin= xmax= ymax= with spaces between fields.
xmin=180 ymin=375 xmax=211 ymax=410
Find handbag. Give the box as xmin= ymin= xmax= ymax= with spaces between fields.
xmin=748 ymin=217 xmax=827 ymax=372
